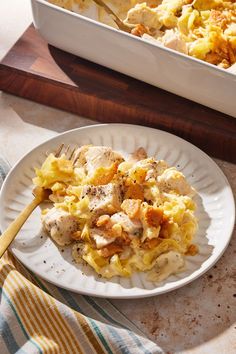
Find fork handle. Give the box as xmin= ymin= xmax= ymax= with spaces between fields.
xmin=0 ymin=197 xmax=40 ymax=258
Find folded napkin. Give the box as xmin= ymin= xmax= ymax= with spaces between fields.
xmin=0 ymin=156 xmax=162 ymax=354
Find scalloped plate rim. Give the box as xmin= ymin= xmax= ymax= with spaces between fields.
xmin=0 ymin=123 xmax=235 ymax=298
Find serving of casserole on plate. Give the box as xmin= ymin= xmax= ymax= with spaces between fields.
xmin=0 ymin=124 xmax=234 ymax=298
xmin=34 ymin=144 xmax=198 ymax=282
xmin=31 ymin=0 xmax=236 ymax=117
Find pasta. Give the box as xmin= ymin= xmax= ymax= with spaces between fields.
xmin=34 ymin=145 xmax=198 ymax=282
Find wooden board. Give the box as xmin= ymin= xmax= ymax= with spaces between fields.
xmin=0 ymin=25 xmax=236 ymax=163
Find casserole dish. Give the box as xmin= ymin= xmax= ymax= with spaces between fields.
xmin=31 ymin=0 xmax=236 ymax=117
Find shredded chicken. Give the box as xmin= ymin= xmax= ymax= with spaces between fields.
xmin=157 ymin=168 xmax=195 ymax=196
xmin=110 ymin=212 xmax=142 ymax=235
xmin=84 ymin=146 xmax=123 ymax=177
xmin=42 ymin=207 xmax=79 ymax=246
xmin=90 ymin=228 xmax=116 ymax=249
xmin=80 ymin=183 xmax=122 ymax=214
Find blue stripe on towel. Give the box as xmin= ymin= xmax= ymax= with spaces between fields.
xmin=0 ymin=288 xmax=42 ymax=354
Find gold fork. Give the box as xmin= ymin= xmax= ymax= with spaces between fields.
xmin=0 ymin=144 xmax=78 ymax=258
xmin=91 ymin=0 xmax=134 ymax=33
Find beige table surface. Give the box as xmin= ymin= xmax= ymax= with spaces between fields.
xmin=0 ymin=1 xmax=236 ymax=353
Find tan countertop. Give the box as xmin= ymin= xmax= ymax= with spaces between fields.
xmin=0 ymin=1 xmax=235 ymax=353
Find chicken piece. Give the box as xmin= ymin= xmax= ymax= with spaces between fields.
xmin=42 ymin=207 xmax=80 ymax=246
xmin=80 ymin=183 xmax=122 ymax=215
xmin=110 ymin=212 xmax=142 ymax=235
xmin=157 ymin=168 xmax=195 ymax=196
xmin=142 ymin=33 xmax=163 ymax=46
xmin=90 ymin=228 xmax=115 ymax=249
xmin=84 ymin=146 xmax=124 ymax=177
xmin=131 ymin=158 xmax=168 ymax=181
xmin=125 ymin=3 xmax=162 ymax=29
xmin=118 ymin=155 xmax=167 ymax=183
xmin=146 ymin=159 xmax=168 ymax=181
xmin=162 ymin=30 xmax=188 ymax=54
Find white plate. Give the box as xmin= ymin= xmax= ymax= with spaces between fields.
xmin=0 ymin=124 xmax=235 ymax=298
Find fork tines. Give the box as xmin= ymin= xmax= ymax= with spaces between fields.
xmin=54 ymin=144 xmax=78 ymax=165
xmin=54 ymin=143 xmax=65 ymax=158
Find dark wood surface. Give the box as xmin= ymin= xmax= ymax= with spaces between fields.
xmin=0 ymin=25 xmax=236 ymax=163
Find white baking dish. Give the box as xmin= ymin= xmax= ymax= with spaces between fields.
xmin=31 ymin=0 xmax=236 ymax=118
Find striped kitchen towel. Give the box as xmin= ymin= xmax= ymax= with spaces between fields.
xmin=0 ymin=156 xmax=163 ymax=354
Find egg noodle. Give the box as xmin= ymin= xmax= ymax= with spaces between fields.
xmin=34 ymin=145 xmax=198 ymax=282
xmin=49 ymin=0 xmax=236 ymax=69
